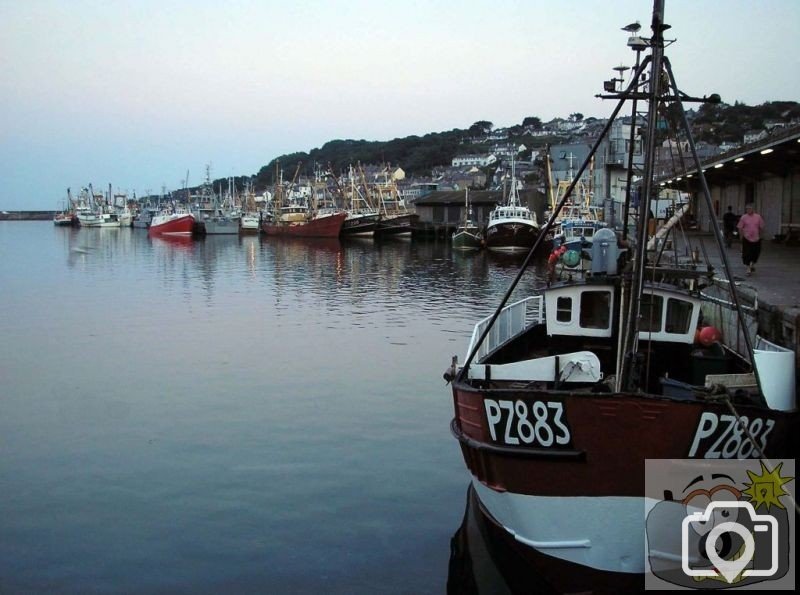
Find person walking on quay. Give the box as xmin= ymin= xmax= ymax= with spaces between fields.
xmin=722 ymin=205 xmax=738 ymax=248
xmin=737 ymin=203 xmax=765 ymax=275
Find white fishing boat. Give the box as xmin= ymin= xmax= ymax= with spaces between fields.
xmin=484 ymin=157 xmax=539 ymax=251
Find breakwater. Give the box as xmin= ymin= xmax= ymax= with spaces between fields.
xmin=0 ymin=211 xmax=55 ymax=221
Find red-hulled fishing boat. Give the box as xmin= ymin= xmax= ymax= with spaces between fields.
xmin=262 ymin=162 xmax=347 ymax=238
xmin=148 ymin=206 xmax=195 ymax=236
xmin=261 ymin=208 xmax=345 ymax=238
xmin=444 ymin=3 xmax=799 ymax=591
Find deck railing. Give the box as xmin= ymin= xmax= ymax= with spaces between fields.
xmin=466 ymin=295 xmax=545 ymax=364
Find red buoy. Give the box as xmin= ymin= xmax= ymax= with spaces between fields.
xmin=697 ymin=325 xmax=722 ymax=346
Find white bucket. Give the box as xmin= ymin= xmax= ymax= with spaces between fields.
xmin=753 ymin=336 xmax=797 ymax=412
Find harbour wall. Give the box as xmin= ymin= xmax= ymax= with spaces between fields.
xmin=0 ymin=211 xmax=56 ymax=220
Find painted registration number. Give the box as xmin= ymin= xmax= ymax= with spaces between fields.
xmin=688 ymin=411 xmax=775 ymax=459
xmin=484 ymin=398 xmax=572 ymax=448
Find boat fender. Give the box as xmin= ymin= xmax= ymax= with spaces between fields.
xmin=443 ymin=355 xmax=458 ymax=384
xmin=546 ymin=246 xmax=566 ymax=283
xmin=696 ymin=325 xmax=722 ymax=346
xmin=547 ymin=247 xmax=563 ymax=265
xmin=561 ymin=249 xmax=581 ymax=268
xmin=547 ymin=245 xmax=567 ymax=265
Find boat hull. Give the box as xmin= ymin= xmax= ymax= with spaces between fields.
xmin=203 ymin=217 xmax=240 ymax=235
xmin=485 ymin=221 xmax=539 ymax=252
xmin=450 ymin=380 xmax=799 ymax=588
xmin=452 ymin=229 xmax=483 ymax=250
xmin=374 ymin=213 xmax=415 ymax=238
xmin=148 ymin=214 xmax=195 ymax=236
xmin=341 ymin=213 xmax=379 ymax=237
xmin=239 ymin=214 xmax=260 ymax=234
xmin=261 ymin=212 xmax=345 ymax=238
xmin=454 ymin=483 xmax=644 ymax=593
xmin=53 ymin=214 xmax=75 ymax=226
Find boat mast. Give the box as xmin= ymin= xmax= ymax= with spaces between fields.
xmin=273 ymin=161 xmax=282 ymax=215
xmin=463 ymin=187 xmax=470 ymax=226
xmin=617 ymin=0 xmax=668 ymax=391
xmin=544 ymin=146 xmax=555 ymax=212
xmin=507 ymin=154 xmax=519 ymax=208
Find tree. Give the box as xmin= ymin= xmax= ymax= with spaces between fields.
xmin=522 ymin=116 xmax=542 ymax=129
xmin=568 ymin=112 xmax=584 ymax=123
xmin=469 ymin=120 xmax=493 ymax=136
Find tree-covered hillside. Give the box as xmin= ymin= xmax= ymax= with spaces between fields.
xmin=205 ymin=101 xmax=799 ymax=193
xmin=251 ymin=129 xmax=483 ymax=189
xmin=690 ymin=101 xmax=800 ymax=144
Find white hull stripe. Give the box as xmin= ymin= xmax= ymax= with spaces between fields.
xmin=472 ymin=479 xmax=645 ymax=574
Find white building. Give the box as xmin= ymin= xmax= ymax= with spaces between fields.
xmin=451 ymin=154 xmax=497 ymax=167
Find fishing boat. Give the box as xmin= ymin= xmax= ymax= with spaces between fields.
xmin=484 ymin=157 xmax=539 ymax=252
xmin=338 ymin=165 xmax=380 ymax=238
xmin=115 ymin=206 xmax=133 ymax=227
xmin=545 ymin=148 xmax=606 ymax=251
xmin=53 ymin=211 xmax=75 ymax=226
xmin=239 ymin=183 xmax=262 ymax=234
xmin=239 ymin=212 xmax=260 ymax=234
xmin=452 ymin=189 xmax=483 ymax=250
xmin=443 ymin=3 xmax=798 ymax=592
xmin=132 ymin=206 xmax=158 ymax=229
xmin=373 ymin=167 xmax=414 ymax=239
xmin=203 ymin=210 xmax=240 ymax=234
xmin=191 ymin=171 xmax=241 ymax=234
xmin=261 ymin=206 xmax=345 ymax=238
xmin=148 ymin=205 xmax=194 ymax=236
xmin=53 ymin=196 xmax=75 ymax=226
xmin=552 ymin=214 xmax=607 ymax=251
xmin=261 ymin=162 xmax=346 ymax=238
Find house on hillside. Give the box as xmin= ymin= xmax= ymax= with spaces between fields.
xmin=744 ymin=129 xmax=769 ymax=144
xmin=451 ymin=154 xmax=496 ymax=167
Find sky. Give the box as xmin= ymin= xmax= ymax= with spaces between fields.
xmin=1 ymin=0 xmax=799 ymax=210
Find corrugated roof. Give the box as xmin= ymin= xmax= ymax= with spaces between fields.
xmin=414 ymin=189 xmax=539 ymax=206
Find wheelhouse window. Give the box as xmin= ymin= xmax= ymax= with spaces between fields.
xmin=556 ymin=297 xmax=572 ymax=322
xmin=665 ymin=298 xmax=693 ymax=334
xmin=579 ymin=291 xmax=611 ymax=329
xmin=639 ymin=294 xmax=663 ymax=332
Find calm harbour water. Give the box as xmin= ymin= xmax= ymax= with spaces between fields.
xmin=0 ymin=222 xmax=547 ymax=593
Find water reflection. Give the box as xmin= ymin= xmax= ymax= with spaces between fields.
xmin=3 ymin=222 xmax=560 ymax=592
xmin=448 ymin=485 xmax=559 ymax=595
xmin=59 ymin=228 xmax=547 ymax=312
xmin=150 ymin=234 xmax=194 ymax=249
